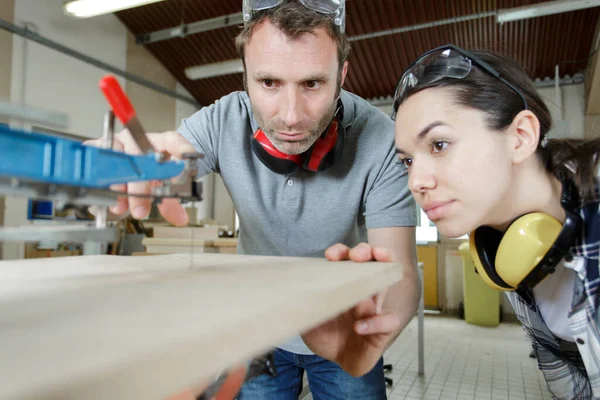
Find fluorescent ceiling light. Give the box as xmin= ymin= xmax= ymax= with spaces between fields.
xmin=497 ymin=0 xmax=600 ymax=23
xmin=185 ymin=59 xmax=244 ymax=80
xmin=64 ymin=0 xmax=166 ymax=18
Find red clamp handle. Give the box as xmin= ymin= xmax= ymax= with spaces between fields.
xmin=99 ymin=75 xmax=136 ymax=125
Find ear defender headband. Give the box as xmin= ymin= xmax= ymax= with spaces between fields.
xmin=251 ymin=101 xmax=345 ymax=174
xmin=469 ymin=179 xmax=582 ymax=292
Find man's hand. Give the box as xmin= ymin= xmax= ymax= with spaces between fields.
xmin=84 ymin=129 xmax=197 ymax=226
xmin=166 ymin=365 xmax=247 ymax=400
xmin=301 ymin=243 xmax=402 ymax=377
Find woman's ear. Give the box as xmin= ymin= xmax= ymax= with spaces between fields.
xmin=508 ymin=110 xmax=541 ymax=165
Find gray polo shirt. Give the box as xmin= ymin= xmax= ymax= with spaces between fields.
xmin=179 ymin=89 xmax=416 ymax=354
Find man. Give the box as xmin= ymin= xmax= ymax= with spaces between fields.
xmin=94 ymin=1 xmax=419 ymax=398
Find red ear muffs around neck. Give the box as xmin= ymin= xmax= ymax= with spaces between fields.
xmin=305 ymin=119 xmax=339 ymax=172
xmin=251 ymin=129 xmax=303 ymax=174
xmin=251 ymin=101 xmax=345 ymax=174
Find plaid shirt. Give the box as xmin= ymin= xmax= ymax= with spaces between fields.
xmin=506 ymin=197 xmax=600 ymax=399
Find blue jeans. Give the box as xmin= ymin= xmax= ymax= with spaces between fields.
xmin=238 ymin=348 xmax=386 ymax=400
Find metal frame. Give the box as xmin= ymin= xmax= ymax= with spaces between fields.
xmin=0 ymin=101 xmax=69 ymax=130
xmin=136 ymin=12 xmax=244 ymax=45
xmin=418 ymin=261 xmax=425 ymax=376
xmin=0 ymin=225 xmax=118 ymax=243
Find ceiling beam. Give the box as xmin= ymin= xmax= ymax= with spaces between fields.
xmin=136 ymin=12 xmax=244 ymax=45
xmin=136 ymin=1 xmax=600 ymax=46
xmin=136 ymin=10 xmax=498 ymax=46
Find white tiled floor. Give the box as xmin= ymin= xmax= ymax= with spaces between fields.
xmin=381 ymin=316 xmax=553 ymax=400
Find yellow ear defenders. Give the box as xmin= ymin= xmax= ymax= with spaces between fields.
xmin=469 ymin=179 xmax=582 ymax=292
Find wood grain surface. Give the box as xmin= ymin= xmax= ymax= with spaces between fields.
xmin=0 ymin=253 xmax=403 ymax=400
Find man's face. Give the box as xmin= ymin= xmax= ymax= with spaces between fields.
xmin=244 ymin=19 xmax=348 ymax=155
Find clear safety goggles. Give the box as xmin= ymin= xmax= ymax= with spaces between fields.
xmin=242 ymin=0 xmax=345 ymax=32
xmin=391 ymin=45 xmax=529 ymax=120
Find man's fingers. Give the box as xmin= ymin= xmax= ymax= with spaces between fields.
xmin=354 ymin=312 xmax=401 ymax=335
xmin=325 ymin=243 xmax=351 ymax=261
xmin=82 ymin=138 xmax=130 ymax=216
xmin=333 ymin=243 xmax=393 ymax=263
xmin=115 ymin=129 xmax=142 ymax=155
xmin=85 ymin=130 xmax=198 ymax=221
xmin=108 ymin=183 xmax=129 ymax=215
xmin=375 ymin=289 xmax=388 ymax=315
xmin=347 ymin=242 xmax=375 ymax=262
xmin=373 ymin=247 xmax=394 ymax=262
xmin=104 ymin=140 xmax=129 ymax=215
xmin=157 ymin=199 xmax=189 ymax=227
xmin=354 ymin=297 xmax=377 ymax=318
xmin=128 ymin=181 xmax=153 ymax=219
xmin=158 ymin=131 xmax=197 ymax=158
xmin=119 ymin=130 xmax=195 ymax=158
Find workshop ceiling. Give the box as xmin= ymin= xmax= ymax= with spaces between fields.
xmin=116 ymin=0 xmax=600 ymax=106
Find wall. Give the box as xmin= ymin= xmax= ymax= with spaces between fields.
xmin=538 ymin=83 xmax=586 ymax=139
xmin=0 ymin=0 xmax=13 ymax=114
xmin=10 ymin=0 xmax=128 ymax=137
xmin=0 ymin=0 xmax=15 ymax=260
xmin=125 ymin=32 xmax=176 ymax=133
xmin=586 ymin=115 xmax=600 ymax=138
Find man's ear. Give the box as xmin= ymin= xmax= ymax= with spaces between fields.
xmin=340 ymin=61 xmax=348 ymax=87
xmin=509 ymin=110 xmax=541 ymax=165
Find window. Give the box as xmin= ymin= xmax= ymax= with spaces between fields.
xmin=416 ymin=208 xmax=438 ymax=243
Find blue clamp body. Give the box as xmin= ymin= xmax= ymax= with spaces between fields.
xmin=0 ymin=124 xmax=185 ymax=188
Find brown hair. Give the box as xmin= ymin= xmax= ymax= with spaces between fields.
xmin=397 ymin=50 xmax=600 ymax=204
xmin=234 ymin=1 xmax=351 ymax=85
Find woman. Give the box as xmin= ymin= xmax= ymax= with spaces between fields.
xmin=391 ymin=45 xmax=600 ymax=399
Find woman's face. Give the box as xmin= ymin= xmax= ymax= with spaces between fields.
xmin=395 ymin=87 xmax=516 ymax=238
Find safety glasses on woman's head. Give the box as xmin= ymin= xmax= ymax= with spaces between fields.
xmin=391 ymin=44 xmax=529 ymax=120
xmin=242 ymin=0 xmax=345 ymax=32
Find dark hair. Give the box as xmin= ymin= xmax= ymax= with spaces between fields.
xmin=399 ymin=50 xmax=600 ymax=204
xmin=234 ymin=1 xmax=350 ymax=87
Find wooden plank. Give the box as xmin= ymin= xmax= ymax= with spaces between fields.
xmin=151 ymin=226 xmax=222 ymax=240
xmin=141 ymin=237 xmax=217 ymax=254
xmin=141 ymin=238 xmax=215 ymax=246
xmin=0 ymin=253 xmax=402 ymax=400
xmin=213 ymin=238 xmax=238 ymax=247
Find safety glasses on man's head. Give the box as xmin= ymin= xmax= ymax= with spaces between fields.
xmin=242 ymin=0 xmax=345 ymax=32
xmin=391 ymin=44 xmax=529 ymax=120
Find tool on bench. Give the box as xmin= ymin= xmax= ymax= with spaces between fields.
xmin=0 ymin=75 xmax=203 ymax=243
